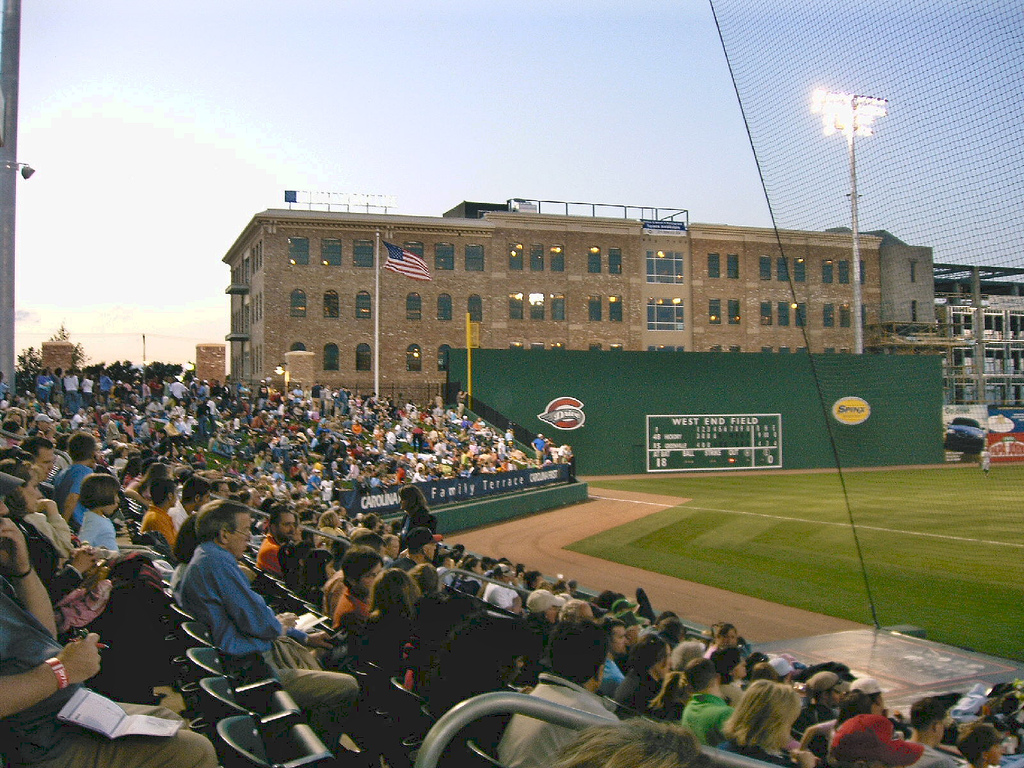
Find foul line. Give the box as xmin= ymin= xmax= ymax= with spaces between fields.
xmin=676 ymin=504 xmax=1024 ymax=549
xmin=590 ymin=494 xmax=679 ymax=508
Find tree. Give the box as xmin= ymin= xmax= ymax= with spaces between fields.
xmin=15 ymin=346 xmax=42 ymax=395
xmin=48 ymin=324 xmax=88 ymax=370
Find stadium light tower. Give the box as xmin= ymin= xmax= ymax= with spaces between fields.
xmin=811 ymin=89 xmax=887 ymax=354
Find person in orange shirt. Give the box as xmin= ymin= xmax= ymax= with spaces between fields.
xmin=329 ymin=546 xmax=383 ymax=630
xmin=255 ymin=505 xmax=298 ymax=576
xmin=141 ymin=478 xmax=178 ymax=550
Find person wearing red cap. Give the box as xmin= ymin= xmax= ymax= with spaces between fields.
xmin=829 ymin=714 xmax=925 ymax=768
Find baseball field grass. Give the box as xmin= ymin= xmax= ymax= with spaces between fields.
xmin=568 ymin=466 xmax=1024 ymax=661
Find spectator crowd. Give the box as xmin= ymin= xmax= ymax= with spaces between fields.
xmin=0 ymin=369 xmax=1019 ymax=768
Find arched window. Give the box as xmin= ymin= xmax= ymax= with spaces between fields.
xmin=290 ymin=342 xmax=306 ymax=351
xmin=468 ymin=294 xmax=483 ymax=322
xmin=323 ymin=290 xmax=339 ymax=318
xmin=355 ymin=343 xmax=371 ymax=371
xmin=290 ymin=289 xmax=306 ymax=317
xmin=406 ymin=344 xmax=422 ymax=372
xmin=437 ymin=293 xmax=452 ymax=321
xmin=355 ymin=291 xmax=371 ymax=320
xmin=323 ymin=343 xmax=339 ymax=370
xmin=406 ymin=292 xmax=422 ymax=321
xmin=437 ymin=344 xmax=451 ymax=372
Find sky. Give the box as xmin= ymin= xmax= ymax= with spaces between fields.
xmin=13 ymin=0 xmax=771 ymax=365
xmin=12 ymin=1 xmax=1022 ymax=367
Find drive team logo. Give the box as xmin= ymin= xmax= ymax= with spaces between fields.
xmin=537 ymin=397 xmax=586 ymax=430
xmin=832 ymin=396 xmax=871 ymax=425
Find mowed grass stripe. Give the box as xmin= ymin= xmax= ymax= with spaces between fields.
xmin=569 ymin=468 xmax=1024 ymax=661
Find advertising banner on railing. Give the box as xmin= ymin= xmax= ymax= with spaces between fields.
xmin=341 ymin=465 xmax=572 ymax=515
xmin=985 ymin=406 xmax=1024 ymax=462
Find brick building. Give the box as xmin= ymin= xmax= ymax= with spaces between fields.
xmin=222 ymin=201 xmax=884 ymax=391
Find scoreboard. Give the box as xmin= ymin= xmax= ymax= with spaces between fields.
xmin=646 ymin=413 xmax=782 ymax=472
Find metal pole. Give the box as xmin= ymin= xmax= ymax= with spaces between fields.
xmin=848 ymin=130 xmax=863 ymax=354
xmin=0 ymin=0 xmax=22 ymax=392
xmin=373 ymin=230 xmax=380 ymax=396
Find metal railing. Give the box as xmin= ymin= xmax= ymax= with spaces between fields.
xmin=414 ymin=691 xmax=784 ymax=768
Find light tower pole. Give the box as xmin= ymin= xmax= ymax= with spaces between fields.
xmin=0 ymin=0 xmax=23 ymax=391
xmin=812 ymin=89 xmax=887 ymax=354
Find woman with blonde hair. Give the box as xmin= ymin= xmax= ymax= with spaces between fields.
xmin=552 ymin=719 xmax=710 ymax=768
xmin=719 ymin=680 xmax=815 ymax=768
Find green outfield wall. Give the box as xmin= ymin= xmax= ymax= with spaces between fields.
xmin=448 ymin=350 xmax=943 ymax=475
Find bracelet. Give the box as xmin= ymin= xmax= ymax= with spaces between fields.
xmin=7 ymin=565 xmax=32 ymax=579
xmin=44 ymin=657 xmax=70 ymax=689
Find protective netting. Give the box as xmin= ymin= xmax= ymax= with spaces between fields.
xmin=707 ymin=1 xmax=1024 ymax=646
xmin=709 ymin=0 xmax=1024 ymax=268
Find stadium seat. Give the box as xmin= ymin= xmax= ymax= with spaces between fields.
xmin=215 ymin=714 xmax=334 ymax=768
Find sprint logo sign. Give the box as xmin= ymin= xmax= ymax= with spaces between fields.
xmin=832 ymin=397 xmax=871 ymax=425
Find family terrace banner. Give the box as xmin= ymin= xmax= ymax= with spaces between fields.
xmin=341 ymin=465 xmax=573 ymax=515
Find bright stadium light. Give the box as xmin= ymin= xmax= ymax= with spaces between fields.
xmin=812 ymin=89 xmax=888 ymax=354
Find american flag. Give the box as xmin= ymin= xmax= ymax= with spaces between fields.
xmin=383 ymin=241 xmax=432 ymax=281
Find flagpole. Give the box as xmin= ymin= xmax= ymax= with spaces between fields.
xmin=373 ymin=230 xmax=380 ymax=397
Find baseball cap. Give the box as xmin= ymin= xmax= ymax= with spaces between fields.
xmin=0 ymin=471 xmax=25 ymax=498
xmin=851 ymin=677 xmax=883 ymax=696
xmin=768 ymin=655 xmax=795 ymax=677
xmin=807 ymin=671 xmax=850 ymax=695
xmin=405 ymin=527 xmax=437 ymax=551
xmin=830 ymin=715 xmax=924 ymax=766
xmin=526 ymin=589 xmax=566 ymax=614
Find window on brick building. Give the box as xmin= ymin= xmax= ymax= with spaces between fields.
xmin=708 ymin=253 xmax=721 ymax=278
xmin=355 ymin=343 xmax=371 ymax=371
xmin=727 ymin=254 xmax=739 ymax=279
xmin=588 ymin=295 xmax=602 ymax=321
xmin=437 ymin=344 xmax=450 ymax=372
xmin=406 ymin=344 xmax=422 ymax=372
xmin=353 ymin=239 xmax=374 ymax=268
xmin=588 ymin=247 xmax=602 ymax=273
xmin=529 ymin=292 xmax=545 ymax=320
xmin=288 ymin=237 xmax=309 ymax=265
xmin=609 ymin=295 xmax=622 ymax=322
xmin=709 ymin=299 xmax=722 ymax=324
xmin=530 ymin=245 xmax=544 ymax=271
xmin=647 ymin=298 xmax=684 ymax=330
xmin=437 ymin=294 xmax=452 ymax=321
xmin=608 ymin=248 xmax=622 ymax=274
xmin=465 ymin=244 xmax=485 ymax=271
xmin=728 ymin=299 xmax=741 ymax=324
xmin=321 ymin=239 xmax=342 ymax=266
xmin=435 ymin=243 xmax=454 ymax=271
xmin=760 ymin=256 xmax=771 ymax=280
xmin=760 ymin=301 xmax=772 ymax=325
xmin=323 ymin=291 xmax=339 ymax=318
xmin=647 ymin=250 xmax=684 ymax=283
xmin=777 ymin=257 xmax=789 ymax=282
xmin=468 ymin=294 xmax=482 ymax=322
xmin=838 ymin=259 xmax=850 ymax=284
xmin=509 ymin=244 xmax=524 ymax=271
xmin=290 ymin=289 xmax=306 ymax=317
xmin=406 ymin=292 xmax=422 ymax=321
xmin=822 ymin=259 xmax=834 ymax=283
xmin=794 ymin=258 xmax=806 ymax=282
xmin=290 ymin=342 xmax=306 ymax=351
xmin=549 ymin=245 xmax=564 ymax=272
xmin=795 ymin=303 xmax=807 ymax=327
xmin=840 ymin=303 xmax=851 ymax=327
xmin=403 ymin=241 xmax=424 ymax=257
xmin=823 ymin=303 xmax=835 ymax=327
xmin=508 ymin=293 xmax=524 ymax=320
xmin=777 ymin=302 xmax=790 ymax=326
xmin=551 ymin=294 xmax=566 ymax=321
xmin=355 ymin=291 xmax=371 ymax=320
xmin=323 ymin=343 xmax=339 ymax=371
